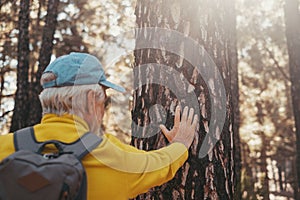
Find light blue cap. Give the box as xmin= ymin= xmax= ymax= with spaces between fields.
xmin=42 ymin=52 xmax=125 ymax=93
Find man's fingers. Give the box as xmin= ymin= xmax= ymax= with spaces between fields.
xmin=187 ymin=108 xmax=194 ymax=123
xmin=174 ymin=106 xmax=181 ymax=127
xmin=192 ymin=114 xmax=199 ymax=130
xmin=159 ymin=124 xmax=168 ymax=134
xmin=160 ymin=124 xmax=173 ymax=142
xmin=182 ymin=106 xmax=189 ymax=121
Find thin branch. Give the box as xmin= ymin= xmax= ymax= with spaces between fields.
xmin=265 ymin=47 xmax=290 ymax=82
xmin=0 ymin=94 xmax=15 ymax=99
xmin=0 ymin=110 xmax=13 ymax=119
xmin=0 ymin=66 xmax=15 ymax=75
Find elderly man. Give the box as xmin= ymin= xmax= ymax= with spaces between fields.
xmin=0 ymin=52 xmax=198 ymax=200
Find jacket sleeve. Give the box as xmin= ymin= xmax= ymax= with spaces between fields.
xmin=100 ymin=134 xmax=188 ymax=198
xmin=127 ymin=143 xmax=188 ymax=198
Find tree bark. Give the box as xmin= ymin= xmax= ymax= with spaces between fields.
xmin=284 ymin=0 xmax=300 ymax=199
xmin=10 ymin=0 xmax=30 ymax=132
xmin=224 ymin=1 xmax=242 ymax=199
xmin=27 ymin=0 xmax=60 ymax=125
xmin=260 ymin=132 xmax=270 ymax=200
xmin=131 ymin=0 xmax=236 ymax=199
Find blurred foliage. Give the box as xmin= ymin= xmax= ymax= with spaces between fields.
xmin=0 ymin=0 xmax=136 ymax=138
xmin=0 ymin=0 xmax=19 ymax=133
xmin=237 ymin=0 xmax=296 ymax=199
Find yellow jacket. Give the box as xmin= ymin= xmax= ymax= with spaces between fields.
xmin=0 ymin=114 xmax=188 ymax=200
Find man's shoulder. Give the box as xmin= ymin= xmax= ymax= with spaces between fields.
xmin=103 ymin=133 xmax=120 ymax=142
xmin=0 ymin=132 xmax=14 ymax=144
xmin=103 ymin=133 xmax=133 ymax=148
xmin=0 ymin=133 xmax=15 ymax=161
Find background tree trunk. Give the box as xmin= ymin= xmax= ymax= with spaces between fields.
xmin=284 ymin=0 xmax=300 ymax=199
xmin=27 ymin=0 xmax=59 ymax=125
xmin=259 ymin=131 xmax=270 ymax=200
xmin=131 ymin=0 xmax=236 ymax=199
xmin=224 ymin=1 xmax=242 ymax=199
xmin=10 ymin=0 xmax=30 ymax=132
xmin=10 ymin=0 xmax=59 ymax=130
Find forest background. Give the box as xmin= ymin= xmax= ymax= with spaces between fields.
xmin=1 ymin=0 xmax=300 ymax=199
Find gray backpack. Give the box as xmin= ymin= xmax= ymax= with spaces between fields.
xmin=0 ymin=127 xmax=102 ymax=200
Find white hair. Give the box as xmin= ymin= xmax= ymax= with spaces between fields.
xmin=39 ymin=73 xmax=105 ymax=119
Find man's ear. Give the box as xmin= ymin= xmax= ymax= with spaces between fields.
xmin=87 ymin=90 xmax=96 ymax=115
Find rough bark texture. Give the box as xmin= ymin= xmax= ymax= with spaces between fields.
xmin=28 ymin=0 xmax=60 ymax=125
xmin=10 ymin=0 xmax=30 ymax=132
xmin=131 ymin=0 xmax=236 ymax=199
xmin=10 ymin=0 xmax=59 ymax=131
xmin=284 ymin=0 xmax=300 ymax=199
xmin=260 ymin=133 xmax=270 ymax=200
xmin=224 ymin=1 xmax=241 ymax=199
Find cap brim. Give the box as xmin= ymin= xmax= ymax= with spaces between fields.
xmin=100 ymin=80 xmax=126 ymax=93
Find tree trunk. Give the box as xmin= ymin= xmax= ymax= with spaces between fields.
xmin=224 ymin=1 xmax=242 ymax=199
xmin=241 ymin=141 xmax=256 ymax=200
xmin=260 ymin=132 xmax=270 ymax=200
xmin=28 ymin=0 xmax=60 ymax=125
xmin=284 ymin=0 xmax=300 ymax=199
xmin=131 ymin=0 xmax=235 ymax=199
xmin=10 ymin=0 xmax=31 ymax=132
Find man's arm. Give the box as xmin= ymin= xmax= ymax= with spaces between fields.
xmin=126 ymin=106 xmax=198 ymax=197
xmin=90 ymin=106 xmax=198 ymax=198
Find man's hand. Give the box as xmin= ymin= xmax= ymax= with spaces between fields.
xmin=159 ymin=106 xmax=198 ymax=149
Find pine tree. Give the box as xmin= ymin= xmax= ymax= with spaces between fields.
xmin=10 ymin=0 xmax=31 ymax=132
xmin=284 ymin=0 xmax=300 ymax=198
xmin=131 ymin=0 xmax=237 ymax=199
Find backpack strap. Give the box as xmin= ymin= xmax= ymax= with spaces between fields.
xmin=14 ymin=127 xmax=102 ymax=160
xmin=62 ymin=133 xmax=102 ymax=159
xmin=14 ymin=127 xmax=41 ymax=152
